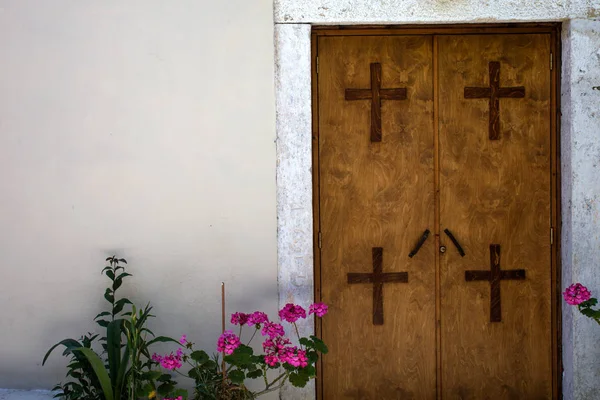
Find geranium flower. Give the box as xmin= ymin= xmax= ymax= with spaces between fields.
xmin=261 ymin=321 xmax=285 ymax=338
xmin=564 ymin=283 xmax=592 ymax=305
xmin=309 ymin=302 xmax=328 ymax=317
xmin=217 ymin=330 xmax=241 ymax=355
xmin=248 ymin=311 xmax=269 ymax=326
xmin=231 ymin=312 xmax=249 ymax=326
xmin=279 ymin=303 xmax=307 ymax=323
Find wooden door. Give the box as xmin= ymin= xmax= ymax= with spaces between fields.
xmin=317 ymin=35 xmax=436 ymax=399
xmin=314 ymin=28 xmax=556 ymax=399
xmin=438 ymin=34 xmax=552 ymax=399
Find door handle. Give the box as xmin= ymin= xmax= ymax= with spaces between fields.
xmin=409 ymin=229 xmax=430 ymax=258
xmin=443 ymin=229 xmax=466 ymax=257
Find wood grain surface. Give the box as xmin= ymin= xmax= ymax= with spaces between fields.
xmin=315 ymin=31 xmax=554 ymax=399
xmin=318 ymin=35 xmax=436 ymax=399
xmin=439 ymin=34 xmax=552 ymax=399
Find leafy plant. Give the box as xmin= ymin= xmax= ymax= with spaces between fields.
xmin=43 ymin=257 xmax=178 ymax=400
xmin=153 ymin=304 xmax=329 ymax=399
xmin=564 ymin=282 xmax=600 ymax=324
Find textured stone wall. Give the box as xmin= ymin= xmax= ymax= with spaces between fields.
xmin=561 ymin=19 xmax=600 ymax=400
xmin=275 ymin=0 xmax=599 ymax=24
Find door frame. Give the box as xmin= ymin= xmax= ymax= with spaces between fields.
xmin=310 ymin=23 xmax=562 ymax=400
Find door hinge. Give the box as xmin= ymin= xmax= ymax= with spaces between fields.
xmin=550 ymin=227 xmax=554 ymax=245
xmin=318 ymin=231 xmax=322 ymax=249
xmin=550 ymin=52 xmax=553 ymax=71
xmin=316 ymin=56 xmax=319 ymax=74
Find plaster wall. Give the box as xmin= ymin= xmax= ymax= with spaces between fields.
xmin=0 ymin=0 xmax=277 ymax=393
xmin=275 ymin=0 xmax=599 ymax=24
xmin=274 ymin=2 xmax=600 ymax=400
xmin=561 ymin=19 xmax=600 ymax=400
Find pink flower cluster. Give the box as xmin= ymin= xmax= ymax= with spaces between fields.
xmin=309 ymin=302 xmax=328 ymax=317
xmin=279 ymin=303 xmax=306 ymax=323
xmin=564 ymin=283 xmax=592 ymax=305
xmin=261 ymin=321 xmax=285 ymax=338
xmin=151 ymin=348 xmax=183 ymax=370
xmin=164 ymin=397 xmax=182 ymax=400
xmin=217 ymin=330 xmax=241 ymax=355
xmin=262 ymin=336 xmax=307 ymax=368
xmin=231 ymin=311 xmax=269 ymax=327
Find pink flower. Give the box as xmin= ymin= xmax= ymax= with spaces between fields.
xmin=309 ymin=303 xmax=328 ymax=317
xmin=248 ymin=311 xmax=269 ymax=326
xmin=164 ymin=397 xmax=183 ymax=400
xmin=180 ymin=334 xmax=187 ymax=345
xmin=261 ymin=321 xmax=285 ymax=338
xmin=231 ymin=312 xmax=249 ymax=326
xmin=279 ymin=303 xmax=307 ymax=323
xmin=264 ymin=354 xmax=279 ymax=366
xmin=280 ymin=347 xmax=308 ymax=368
xmin=564 ymin=283 xmax=592 ymax=305
xmin=217 ymin=330 xmax=241 ymax=355
xmin=153 ymin=350 xmax=183 ymax=370
xmin=262 ymin=336 xmax=291 ymax=354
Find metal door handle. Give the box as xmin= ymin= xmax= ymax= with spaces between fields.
xmin=443 ymin=229 xmax=466 ymax=257
xmin=409 ymin=229 xmax=430 ymax=258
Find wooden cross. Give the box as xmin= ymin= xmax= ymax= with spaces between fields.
xmin=465 ymin=244 xmax=526 ymax=322
xmin=345 ymin=63 xmax=407 ymax=142
xmin=464 ymin=61 xmax=525 ymax=140
xmin=347 ymin=247 xmax=408 ymax=325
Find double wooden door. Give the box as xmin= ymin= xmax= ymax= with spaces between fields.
xmin=314 ymin=30 xmax=557 ymax=399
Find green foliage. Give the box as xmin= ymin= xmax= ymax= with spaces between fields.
xmin=578 ymin=298 xmax=600 ymax=322
xmin=43 ymin=256 xmax=177 ymax=400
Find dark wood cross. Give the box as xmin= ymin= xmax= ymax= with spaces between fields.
xmin=347 ymin=247 xmax=408 ymax=325
xmin=465 ymin=244 xmax=526 ymax=322
xmin=345 ymin=63 xmax=407 ymax=142
xmin=464 ymin=61 xmax=526 ymax=140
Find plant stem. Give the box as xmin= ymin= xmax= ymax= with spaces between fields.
xmin=247 ymin=327 xmax=259 ymax=346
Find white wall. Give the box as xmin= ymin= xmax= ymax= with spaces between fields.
xmin=0 ymin=0 xmax=277 ymax=390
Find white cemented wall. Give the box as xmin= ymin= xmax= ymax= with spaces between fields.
xmin=274 ymin=0 xmax=599 ymax=24
xmin=561 ymin=19 xmax=600 ymax=400
xmin=0 ymin=0 xmax=277 ymax=392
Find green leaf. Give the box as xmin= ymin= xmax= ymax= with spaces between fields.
xmin=146 ymin=336 xmax=180 ymax=347
xmin=157 ymin=374 xmax=171 ymax=382
xmin=105 ymin=270 xmax=115 ymax=280
xmin=140 ymin=383 xmax=155 ymax=397
xmin=310 ymin=336 xmax=328 ymax=354
xmin=94 ymin=311 xmax=111 ymax=320
xmin=157 ymin=382 xmax=175 ymax=395
xmin=42 ymin=339 xmax=82 ymax=366
xmin=141 ymin=370 xmax=163 ymax=380
xmin=246 ymin=369 xmax=263 ymax=379
xmin=112 ymin=278 xmax=123 ymax=291
xmin=288 ymin=371 xmax=309 ymax=388
xmin=104 ymin=288 xmax=114 ymax=304
xmin=228 ymin=369 xmax=245 ymax=384
xmin=72 ymin=347 xmax=114 ymax=400
xmin=301 ymin=365 xmax=316 ymax=377
xmin=187 ymin=367 xmax=199 ymax=379
xmin=235 ymin=344 xmax=254 ymax=355
xmin=115 ymin=272 xmax=132 ymax=281
xmin=96 ymin=319 xmax=110 ymax=328
xmin=190 ymin=350 xmax=209 ymax=364
xmin=106 ymin=320 xmax=123 ymax=388
xmin=112 ymin=298 xmax=132 ymax=315
xmin=299 ymin=337 xmax=313 ymax=347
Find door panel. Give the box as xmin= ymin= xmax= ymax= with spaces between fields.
xmin=438 ymin=34 xmax=552 ymax=399
xmin=318 ymin=35 xmax=436 ymax=399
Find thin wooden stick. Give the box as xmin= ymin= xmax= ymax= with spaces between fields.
xmin=221 ymin=282 xmax=226 ymax=383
